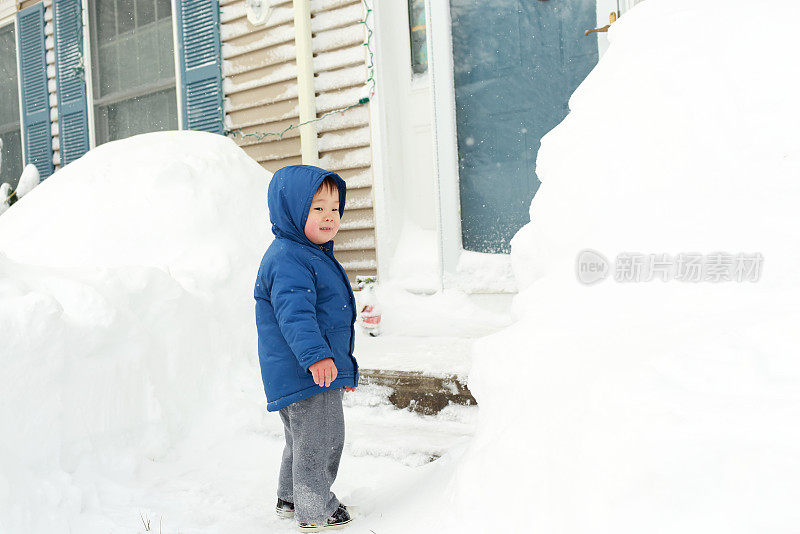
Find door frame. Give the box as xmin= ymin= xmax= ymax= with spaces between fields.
xmin=427 ymin=0 xmax=463 ymax=290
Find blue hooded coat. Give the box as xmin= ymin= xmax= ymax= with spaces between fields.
xmin=254 ymin=165 xmax=358 ymax=412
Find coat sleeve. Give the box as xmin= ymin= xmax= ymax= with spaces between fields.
xmin=268 ymin=256 xmax=333 ymax=372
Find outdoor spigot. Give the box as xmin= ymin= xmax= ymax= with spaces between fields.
xmin=585 ymin=11 xmax=618 ymax=36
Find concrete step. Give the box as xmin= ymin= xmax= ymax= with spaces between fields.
xmin=359 ymin=368 xmax=476 ymax=415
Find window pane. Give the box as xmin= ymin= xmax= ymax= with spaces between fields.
xmin=408 ymin=0 xmax=428 ymax=74
xmin=116 ymin=31 xmax=139 ymax=87
xmin=97 ymin=39 xmax=120 ymax=96
xmin=137 ymin=24 xmax=157 ymax=80
xmin=97 ymin=0 xmax=117 ymax=43
xmin=117 ymin=0 xmax=135 ymax=34
xmin=136 ymin=0 xmax=155 ymax=27
xmin=156 ymin=16 xmax=174 ymax=78
xmin=1 ymin=130 xmax=23 ymax=189
xmin=102 ymin=87 xmax=178 ymax=142
xmin=92 ymin=0 xmax=175 ymax=99
xmin=0 ymin=25 xmax=20 ymax=127
xmin=156 ymin=0 xmax=171 ymax=20
xmin=130 ymin=18 xmax=174 ymax=82
xmin=0 ymin=24 xmax=22 ymax=188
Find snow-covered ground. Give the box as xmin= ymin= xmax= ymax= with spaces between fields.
xmin=0 ymin=131 xmax=485 ymax=533
xmin=34 ymin=386 xmax=477 ymax=534
xmin=2 ymin=0 xmax=799 ymax=532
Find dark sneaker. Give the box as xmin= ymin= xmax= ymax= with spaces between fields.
xmin=297 ymin=504 xmax=352 ymax=532
xmin=276 ymin=498 xmax=295 ymax=518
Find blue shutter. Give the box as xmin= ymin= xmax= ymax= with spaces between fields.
xmin=53 ymin=0 xmax=90 ymax=165
xmin=175 ymin=0 xmax=223 ymax=134
xmin=16 ymin=3 xmax=54 ymax=178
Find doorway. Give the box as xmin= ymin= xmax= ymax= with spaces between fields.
xmin=450 ymin=0 xmax=599 ymax=253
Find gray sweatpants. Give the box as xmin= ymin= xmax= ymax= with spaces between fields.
xmin=277 ymin=387 xmax=345 ymax=524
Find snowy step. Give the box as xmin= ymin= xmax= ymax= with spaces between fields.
xmin=343 ymin=384 xmax=477 ymax=466
xmin=355 ymin=334 xmax=475 ymax=378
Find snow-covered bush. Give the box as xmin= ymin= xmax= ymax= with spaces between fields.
xmin=1 ymin=165 xmax=41 ymax=216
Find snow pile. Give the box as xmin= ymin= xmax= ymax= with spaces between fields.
xmin=0 ymin=131 xmax=270 ymax=533
xmin=427 ymin=1 xmax=800 ymax=532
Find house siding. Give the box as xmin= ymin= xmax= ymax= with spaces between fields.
xmin=311 ymin=0 xmax=375 ymax=279
xmin=221 ymin=0 xmax=376 ymax=280
xmin=220 ymin=0 xmax=301 ymax=169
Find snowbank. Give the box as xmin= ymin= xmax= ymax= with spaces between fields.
xmin=428 ymin=1 xmax=800 ymax=532
xmin=0 ymin=131 xmax=271 ymax=532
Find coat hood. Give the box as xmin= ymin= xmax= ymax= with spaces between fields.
xmin=267 ymin=165 xmax=347 ymax=248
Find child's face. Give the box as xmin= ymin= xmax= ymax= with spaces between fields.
xmin=304 ymin=185 xmax=340 ymax=244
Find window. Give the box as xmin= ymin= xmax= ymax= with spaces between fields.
xmin=0 ymin=23 xmax=23 ymax=188
xmin=90 ymin=0 xmax=178 ymax=144
xmin=407 ymin=0 xmax=427 ymax=75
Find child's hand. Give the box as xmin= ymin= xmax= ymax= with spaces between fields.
xmin=345 ymin=387 xmax=357 ymax=392
xmin=309 ymin=357 xmax=338 ymax=387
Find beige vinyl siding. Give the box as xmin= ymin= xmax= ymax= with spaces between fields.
xmin=221 ymin=0 xmax=377 ymax=281
xmin=311 ymin=0 xmax=375 ymax=280
xmin=0 ymin=0 xmax=16 ymax=24
xmin=220 ymin=0 xmax=302 ymax=172
xmin=18 ymin=0 xmax=42 ymax=10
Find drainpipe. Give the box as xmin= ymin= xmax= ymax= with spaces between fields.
xmin=293 ymin=0 xmax=319 ymax=165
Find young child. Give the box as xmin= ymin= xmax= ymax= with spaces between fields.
xmin=254 ymin=165 xmax=359 ymax=531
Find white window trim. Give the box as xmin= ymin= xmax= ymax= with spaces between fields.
xmin=170 ymin=0 xmax=183 ymax=130
xmin=370 ymin=1 xmax=509 ymax=294
xmin=7 ymin=16 xmax=26 ymax=166
xmin=426 ymin=0 xmax=468 ymax=289
xmin=82 ymin=0 xmax=96 ymax=148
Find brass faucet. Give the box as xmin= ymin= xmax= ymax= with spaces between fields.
xmin=585 ymin=11 xmax=618 ymax=36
